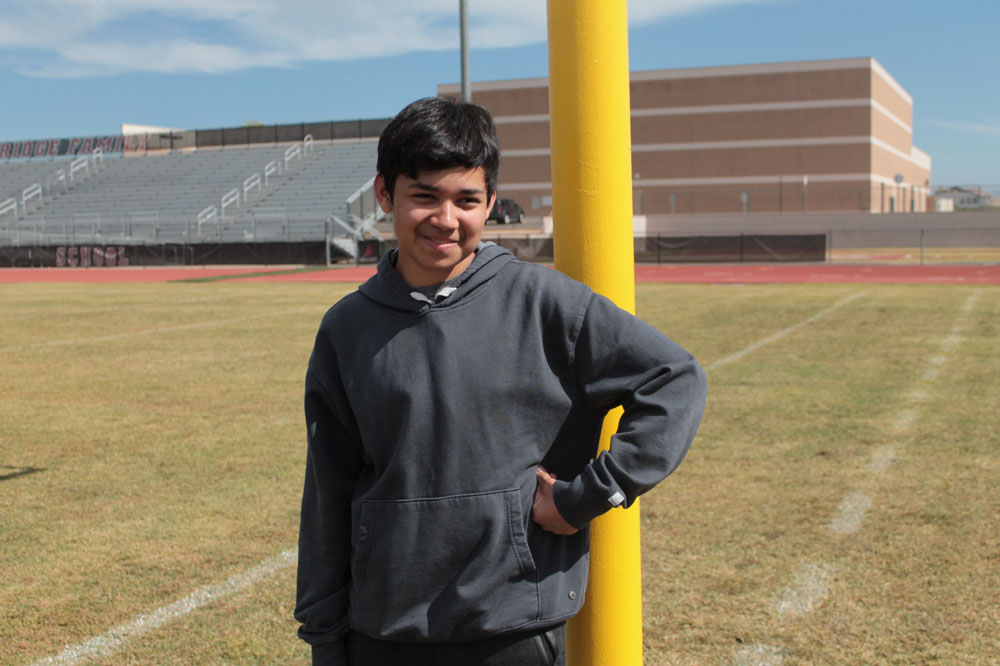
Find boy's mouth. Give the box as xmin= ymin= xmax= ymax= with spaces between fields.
xmin=422 ymin=235 xmax=458 ymax=250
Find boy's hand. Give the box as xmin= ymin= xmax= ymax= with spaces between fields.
xmin=532 ymin=466 xmax=578 ymax=535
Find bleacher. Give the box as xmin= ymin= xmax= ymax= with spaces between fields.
xmin=0 ymin=161 xmax=64 ymax=202
xmin=231 ymin=141 xmax=377 ymax=242
xmin=0 ymin=137 xmax=377 ymax=248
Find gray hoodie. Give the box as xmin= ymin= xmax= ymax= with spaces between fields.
xmin=296 ymin=244 xmax=706 ymax=664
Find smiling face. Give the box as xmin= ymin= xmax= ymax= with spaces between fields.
xmin=375 ymin=166 xmax=496 ymax=287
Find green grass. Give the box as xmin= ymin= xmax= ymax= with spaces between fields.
xmin=1 ymin=282 xmax=997 ymax=665
xmin=170 ymin=266 xmax=334 ymax=283
xmin=829 ymin=246 xmax=1000 ymax=264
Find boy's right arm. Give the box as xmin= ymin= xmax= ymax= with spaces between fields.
xmin=295 ymin=366 xmax=364 ymax=666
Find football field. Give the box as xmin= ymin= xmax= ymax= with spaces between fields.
xmin=2 ymin=277 xmax=997 ymax=665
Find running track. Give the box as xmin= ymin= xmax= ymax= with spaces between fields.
xmin=1 ymin=264 xmax=998 ymax=284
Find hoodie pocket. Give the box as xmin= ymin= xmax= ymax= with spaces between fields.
xmin=351 ymin=488 xmax=540 ymax=640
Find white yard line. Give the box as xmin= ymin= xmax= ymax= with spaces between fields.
xmin=736 ymin=289 xmax=983 ymax=665
xmin=31 ymin=549 xmax=297 ymax=666
xmin=22 ymin=295 xmax=869 ymax=666
xmin=774 ymin=562 xmax=834 ymax=618
xmin=28 ymin=289 xmax=985 ymax=666
xmin=891 ymin=407 xmax=920 ymax=434
xmin=823 ymin=292 xmax=982 ymax=531
xmin=733 ymin=643 xmax=787 ymax=666
xmin=719 ymin=292 xmax=864 ymax=666
xmin=822 ymin=289 xmax=982 ymax=534
xmin=16 ymin=299 xmax=335 ymax=663
xmin=867 ymin=445 xmax=898 ymax=475
xmin=20 ymin=302 xmax=320 ymax=664
xmin=1 ymin=306 xmax=319 ymax=353
xmin=707 ymin=292 xmax=866 ymax=372
xmin=828 ymin=491 xmax=874 ymax=535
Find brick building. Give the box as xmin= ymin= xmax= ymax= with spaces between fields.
xmin=439 ymin=57 xmax=931 ymax=216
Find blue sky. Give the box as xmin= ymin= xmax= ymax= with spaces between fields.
xmin=0 ymin=0 xmax=996 ymax=185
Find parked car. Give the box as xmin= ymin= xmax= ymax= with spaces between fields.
xmin=487 ymin=198 xmax=524 ymax=224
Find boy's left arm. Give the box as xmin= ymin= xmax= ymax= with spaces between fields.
xmin=551 ymin=292 xmax=708 ymax=530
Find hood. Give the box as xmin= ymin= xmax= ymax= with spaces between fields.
xmin=358 ymin=243 xmax=515 ymax=313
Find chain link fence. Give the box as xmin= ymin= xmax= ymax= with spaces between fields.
xmin=2 ymin=217 xmax=998 ymax=267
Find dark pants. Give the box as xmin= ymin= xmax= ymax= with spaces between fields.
xmin=346 ymin=624 xmax=566 ymax=666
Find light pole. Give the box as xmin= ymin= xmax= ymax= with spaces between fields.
xmin=459 ymin=0 xmax=471 ymax=101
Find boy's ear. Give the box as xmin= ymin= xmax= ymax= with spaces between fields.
xmin=374 ymin=174 xmax=393 ymax=213
xmin=487 ymin=190 xmax=497 ymax=212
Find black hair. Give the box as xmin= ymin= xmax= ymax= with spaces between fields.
xmin=377 ymin=96 xmax=500 ymax=200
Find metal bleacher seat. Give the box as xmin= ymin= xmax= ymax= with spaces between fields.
xmin=0 ymin=161 xmax=65 ymax=202
xmin=1 ymin=138 xmax=377 ymax=245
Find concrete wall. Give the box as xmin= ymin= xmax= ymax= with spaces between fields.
xmin=643 ymin=211 xmax=998 ymax=233
xmin=642 ymin=211 xmax=1000 ymax=249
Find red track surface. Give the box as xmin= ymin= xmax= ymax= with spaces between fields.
xmin=1 ymin=264 xmax=998 ymax=284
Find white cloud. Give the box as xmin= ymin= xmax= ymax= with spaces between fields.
xmin=926 ymin=119 xmax=1000 ymax=137
xmin=0 ymin=0 xmax=777 ymax=77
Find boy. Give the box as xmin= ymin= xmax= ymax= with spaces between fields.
xmin=295 ymin=96 xmax=707 ymax=666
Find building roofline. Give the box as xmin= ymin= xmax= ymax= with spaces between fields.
xmin=869 ymin=58 xmax=913 ymax=105
xmin=439 ymin=57 xmax=912 ymax=106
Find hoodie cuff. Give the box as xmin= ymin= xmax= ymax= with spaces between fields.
xmin=312 ymin=639 xmax=347 ymax=666
xmin=552 ymin=476 xmax=618 ymax=530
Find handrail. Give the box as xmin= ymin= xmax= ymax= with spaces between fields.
xmin=69 ymin=156 xmax=90 ymax=184
xmin=0 ymin=197 xmax=17 ymax=221
xmin=92 ymin=148 xmax=104 ymax=168
xmin=222 ymin=136 xmax=317 ymax=235
xmin=343 ymin=175 xmax=386 ymax=234
xmin=22 ymin=183 xmax=42 ymax=213
xmin=45 ymin=169 xmax=67 ymax=196
xmin=345 ymin=175 xmax=376 ymax=205
xmin=221 ymin=188 xmax=240 ymax=218
xmin=284 ymin=143 xmax=301 ymax=171
xmin=197 ymin=205 xmax=217 ymax=232
xmin=327 ymin=213 xmax=358 ymax=237
xmin=243 ymin=173 xmax=261 ymax=201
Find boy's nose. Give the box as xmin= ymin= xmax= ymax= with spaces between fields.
xmin=432 ymin=201 xmax=460 ymax=229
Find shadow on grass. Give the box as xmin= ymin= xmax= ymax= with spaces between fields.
xmin=0 ymin=465 xmax=46 ymax=482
